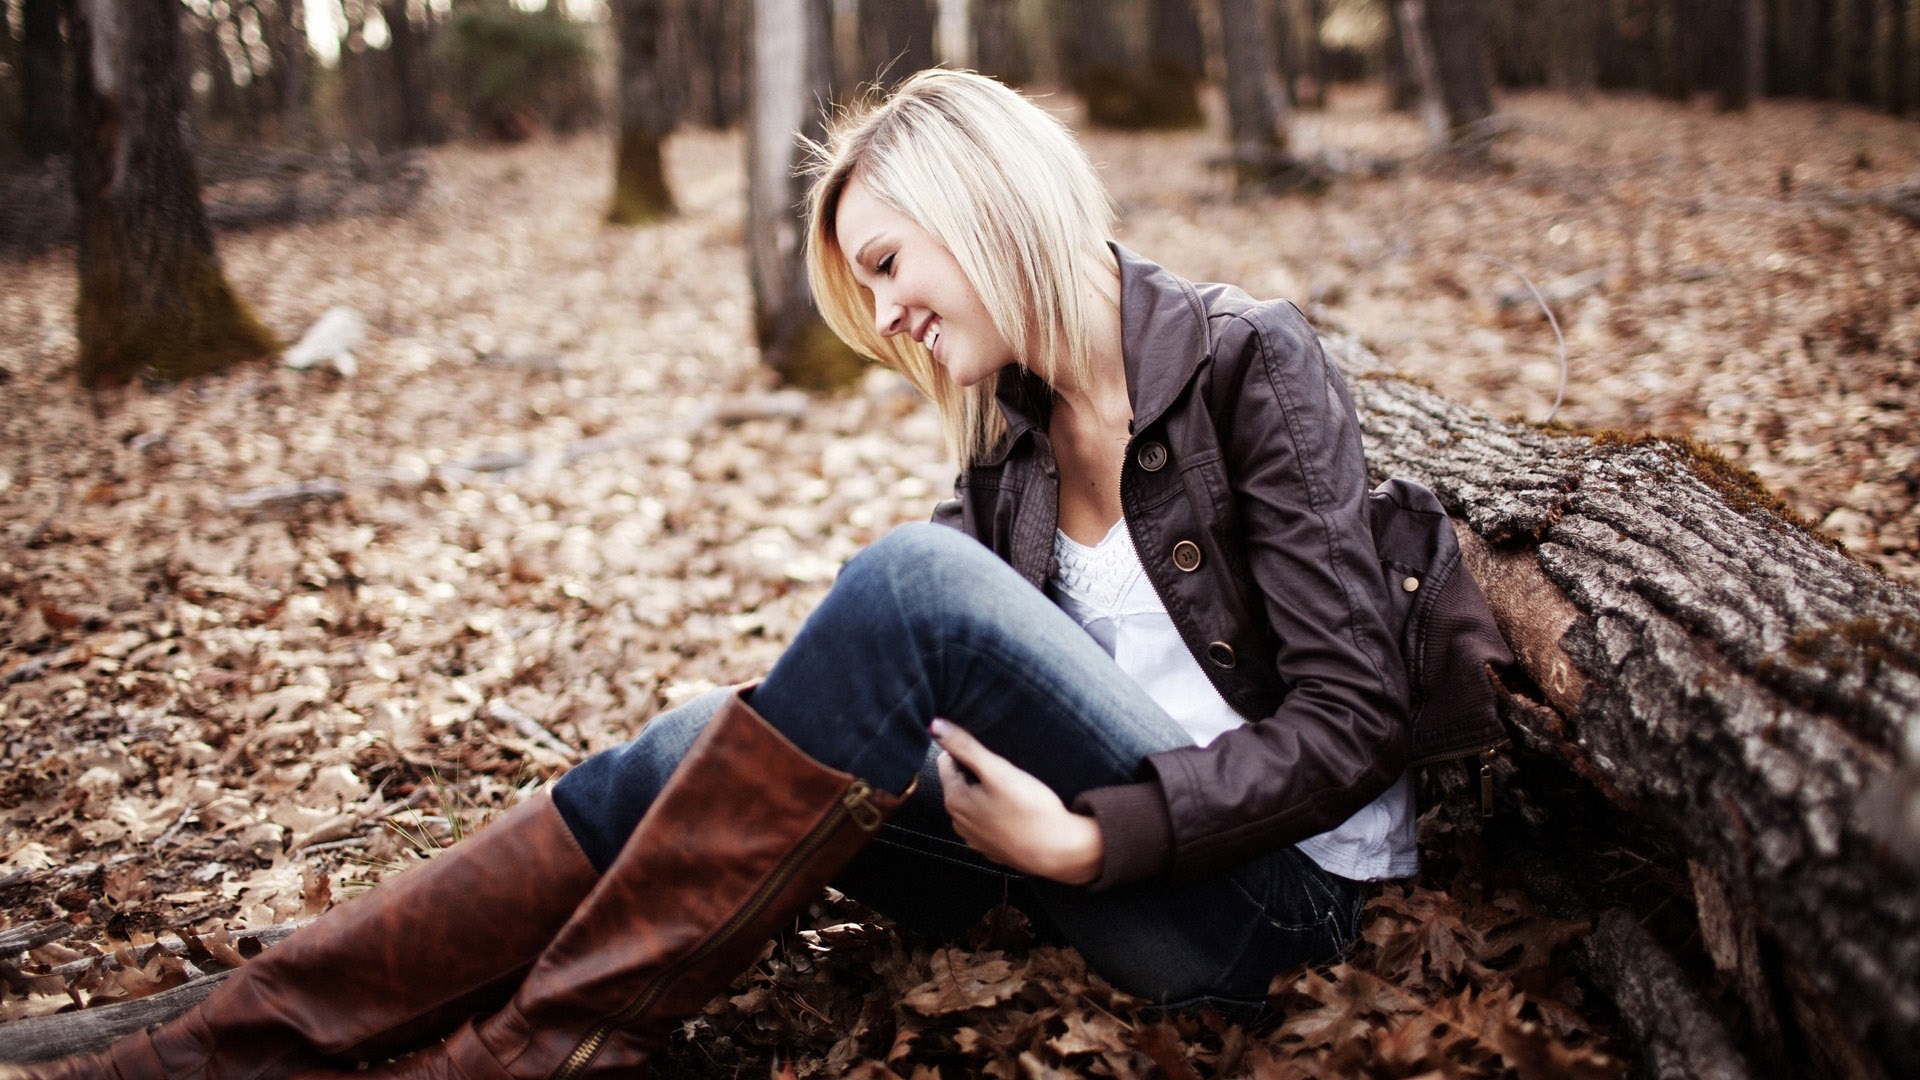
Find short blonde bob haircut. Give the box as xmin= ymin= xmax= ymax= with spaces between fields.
xmin=804 ymin=70 xmax=1117 ymax=468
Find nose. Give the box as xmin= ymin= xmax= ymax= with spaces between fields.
xmin=871 ymin=286 xmax=906 ymax=339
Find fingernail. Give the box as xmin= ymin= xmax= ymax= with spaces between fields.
xmin=929 ymin=718 xmax=951 ymax=738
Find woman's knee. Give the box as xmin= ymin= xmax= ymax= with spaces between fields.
xmin=843 ymin=523 xmax=991 ymax=586
xmin=830 ymin=524 xmax=1016 ymax=635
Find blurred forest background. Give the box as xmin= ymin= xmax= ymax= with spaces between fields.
xmin=3 ymin=1 xmax=1920 ymax=1078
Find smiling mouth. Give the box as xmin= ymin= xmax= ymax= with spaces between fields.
xmin=925 ymin=323 xmax=942 ymax=357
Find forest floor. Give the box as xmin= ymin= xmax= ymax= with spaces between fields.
xmin=1 ymin=84 xmax=1915 ymax=1077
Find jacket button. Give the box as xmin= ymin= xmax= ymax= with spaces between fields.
xmin=1172 ymin=540 xmax=1202 ymax=572
xmin=1137 ymin=442 xmax=1168 ymax=472
xmin=1207 ymin=641 xmax=1237 ymax=668
xmin=1402 ymin=576 xmax=1420 ymax=593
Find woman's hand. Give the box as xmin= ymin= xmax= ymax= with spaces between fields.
xmin=931 ymin=718 xmax=1104 ymax=886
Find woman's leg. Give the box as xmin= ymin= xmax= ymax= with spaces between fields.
xmin=558 ymin=523 xmax=1361 ymax=1012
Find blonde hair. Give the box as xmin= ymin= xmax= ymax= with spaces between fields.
xmin=804 ymin=70 xmax=1117 ymax=467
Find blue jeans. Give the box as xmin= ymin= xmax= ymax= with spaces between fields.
xmin=552 ymin=524 xmax=1362 ymax=1017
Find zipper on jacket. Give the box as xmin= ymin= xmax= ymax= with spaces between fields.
xmin=550 ymin=780 xmax=886 ymax=1080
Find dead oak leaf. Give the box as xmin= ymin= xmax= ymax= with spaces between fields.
xmin=1046 ymin=1009 xmax=1132 ymax=1057
xmin=899 ymin=948 xmax=1023 ymax=1017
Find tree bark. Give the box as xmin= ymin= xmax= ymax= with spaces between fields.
xmin=971 ymin=0 xmax=1029 ymax=85
xmin=936 ymin=0 xmax=971 ymax=68
xmin=608 ymin=0 xmax=681 ymax=225
xmin=1320 ymin=333 xmax=1920 ymax=1080
xmin=271 ymin=0 xmax=308 ymax=143
xmin=21 ymin=0 xmax=70 ymax=158
xmin=383 ymin=0 xmax=430 ymax=146
xmin=65 ymin=0 xmax=277 ymax=387
xmin=856 ymin=0 xmax=935 ymax=88
xmin=1141 ymin=0 xmax=1206 ymax=127
xmin=685 ymin=0 xmax=743 ymax=128
xmin=1055 ymin=0 xmax=1137 ymax=127
xmin=1214 ymin=0 xmax=1294 ymax=187
xmin=1711 ymin=0 xmax=1767 ymax=109
xmin=1425 ymin=0 xmax=1495 ymax=139
xmin=747 ymin=0 xmax=863 ymax=391
xmin=1393 ymin=0 xmax=1450 ymax=147
xmin=1545 ymin=0 xmax=1597 ymax=96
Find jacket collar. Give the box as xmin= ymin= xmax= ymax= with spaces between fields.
xmin=989 ymin=244 xmax=1211 ymax=452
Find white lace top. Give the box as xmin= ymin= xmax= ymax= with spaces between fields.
xmin=1049 ymin=520 xmax=1417 ymax=881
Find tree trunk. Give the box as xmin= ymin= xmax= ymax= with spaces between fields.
xmin=972 ymin=0 xmax=1029 ymax=85
xmin=608 ymin=0 xmax=681 ymax=225
xmin=936 ymin=0 xmax=971 ymax=68
xmin=1321 ymin=333 xmax=1920 ymax=1080
xmin=1872 ymin=0 xmax=1905 ymax=112
xmin=1055 ymin=0 xmax=1137 ymax=127
xmin=271 ymin=0 xmax=308 ymax=143
xmin=1713 ymin=0 xmax=1767 ymax=109
xmin=1425 ymin=0 xmax=1495 ymax=139
xmin=1394 ymin=0 xmax=1450 ymax=146
xmin=1382 ymin=0 xmax=1419 ymax=110
xmin=383 ymin=0 xmax=430 ymax=145
xmin=1141 ymin=0 xmax=1205 ymax=127
xmin=856 ymin=0 xmax=935 ymax=88
xmin=22 ymin=0 xmax=70 ymax=158
xmin=748 ymin=0 xmax=863 ymax=391
xmin=685 ymin=0 xmax=744 ymax=128
xmin=1214 ymin=0 xmax=1294 ymax=188
xmin=65 ymin=0 xmax=277 ymax=387
xmin=1545 ymin=0 xmax=1597 ymax=96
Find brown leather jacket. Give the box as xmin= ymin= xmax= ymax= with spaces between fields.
xmin=932 ymin=245 xmax=1410 ymax=889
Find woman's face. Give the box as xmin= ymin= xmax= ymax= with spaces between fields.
xmin=834 ymin=175 xmax=1014 ymax=389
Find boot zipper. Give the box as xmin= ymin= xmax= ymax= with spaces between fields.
xmin=551 ymin=779 xmax=885 ymax=1079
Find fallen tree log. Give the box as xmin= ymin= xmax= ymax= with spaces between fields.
xmin=1325 ymin=333 xmax=1920 ymax=1078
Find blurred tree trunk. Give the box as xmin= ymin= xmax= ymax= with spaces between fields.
xmin=1382 ymin=1 xmax=1418 ymax=109
xmin=1426 ymin=0 xmax=1494 ymax=137
xmin=972 ymin=0 xmax=1029 ymax=84
xmin=1271 ymin=0 xmax=1328 ymax=109
xmin=1770 ymin=0 xmax=1826 ymax=96
xmin=199 ymin=9 xmax=242 ymax=134
xmin=685 ymin=0 xmax=743 ymax=127
xmin=1142 ymin=0 xmax=1205 ymax=126
xmin=1216 ymin=0 xmax=1298 ymax=186
xmin=1545 ymin=0 xmax=1596 ymax=95
xmin=1055 ymin=0 xmax=1135 ymax=126
xmin=937 ymin=0 xmax=971 ymax=67
xmin=1393 ymin=0 xmax=1449 ymax=144
xmin=21 ymin=0 xmax=70 ymax=157
xmin=1832 ymin=0 xmax=1861 ymax=98
xmin=270 ymin=0 xmax=308 ymax=142
xmin=65 ymin=0 xmax=276 ymax=387
xmin=608 ymin=0 xmax=681 ymax=224
xmin=1907 ymin=0 xmax=1920 ymax=112
xmin=748 ymin=0 xmax=863 ymax=390
xmin=384 ymin=0 xmax=431 ymax=144
xmin=1871 ymin=0 xmax=1907 ymax=112
xmin=1721 ymin=0 xmax=1766 ymax=109
xmin=857 ymin=0 xmax=935 ymax=87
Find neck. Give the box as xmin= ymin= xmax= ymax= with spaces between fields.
xmin=1048 ymin=262 xmax=1129 ymax=428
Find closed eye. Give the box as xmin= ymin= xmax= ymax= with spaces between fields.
xmin=876 ymin=253 xmax=895 ymax=277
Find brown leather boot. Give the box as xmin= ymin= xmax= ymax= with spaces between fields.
xmin=11 ymin=791 xmax=599 ymax=1080
xmin=362 ymin=691 xmax=902 ymax=1078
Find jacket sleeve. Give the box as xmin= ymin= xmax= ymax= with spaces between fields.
xmin=1074 ymin=303 xmax=1410 ymax=888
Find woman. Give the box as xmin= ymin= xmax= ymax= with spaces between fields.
xmin=23 ymin=70 xmax=1417 ymax=1079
